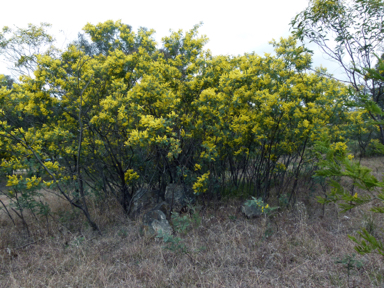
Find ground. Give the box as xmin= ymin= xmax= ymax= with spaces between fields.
xmin=0 ymin=158 xmax=383 ymax=287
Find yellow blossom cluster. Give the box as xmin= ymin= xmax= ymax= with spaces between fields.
xmin=192 ymin=171 xmax=210 ymax=194
xmin=0 ymin=20 xmax=356 ymax=208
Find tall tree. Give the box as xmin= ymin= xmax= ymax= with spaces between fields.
xmin=0 ymin=23 xmax=58 ymax=77
xmin=291 ymin=0 xmax=384 ymax=143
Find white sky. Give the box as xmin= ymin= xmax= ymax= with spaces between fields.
xmin=0 ymin=0 xmax=347 ymax=81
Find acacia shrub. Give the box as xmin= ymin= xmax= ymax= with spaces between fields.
xmin=0 ymin=21 xmax=353 ymax=230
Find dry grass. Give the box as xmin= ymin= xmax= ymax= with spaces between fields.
xmin=1 ymin=161 xmax=384 ymax=287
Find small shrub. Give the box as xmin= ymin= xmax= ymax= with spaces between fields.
xmin=244 ymin=197 xmax=278 ymax=215
xmin=156 ymin=229 xmax=188 ymax=255
xmin=334 ymin=254 xmax=364 ymax=286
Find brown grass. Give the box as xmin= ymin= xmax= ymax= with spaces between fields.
xmin=1 ymin=161 xmax=384 ymax=287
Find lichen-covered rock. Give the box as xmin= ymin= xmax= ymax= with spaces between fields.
xmin=241 ymin=202 xmax=262 ymax=218
xmin=152 ymin=201 xmax=171 ymax=217
xmin=141 ymin=210 xmax=173 ymax=237
xmin=164 ymin=184 xmax=195 ymax=213
xmin=130 ymin=188 xmax=160 ymax=219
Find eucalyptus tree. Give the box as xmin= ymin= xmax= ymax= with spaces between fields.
xmin=291 ymin=0 xmax=384 ymax=143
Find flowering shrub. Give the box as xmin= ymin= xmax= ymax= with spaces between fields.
xmin=0 ymin=21 xmax=356 ymax=230
xmin=244 ymin=197 xmax=276 ymax=215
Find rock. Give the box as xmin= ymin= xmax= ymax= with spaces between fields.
xmin=141 ymin=210 xmax=173 ymax=237
xmin=152 ymin=201 xmax=171 ymax=217
xmin=130 ymin=188 xmax=161 ymax=219
xmin=164 ymin=184 xmax=195 ymax=213
xmin=241 ymin=201 xmax=262 ymax=218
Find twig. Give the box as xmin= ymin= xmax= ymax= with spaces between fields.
xmin=288 ymin=259 xmax=310 ymax=273
xmin=14 ymin=240 xmax=38 ymax=250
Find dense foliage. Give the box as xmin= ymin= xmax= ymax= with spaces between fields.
xmin=0 ymin=20 xmax=359 ymax=231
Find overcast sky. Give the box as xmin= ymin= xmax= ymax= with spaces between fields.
xmin=0 ymin=0 xmax=347 ymax=80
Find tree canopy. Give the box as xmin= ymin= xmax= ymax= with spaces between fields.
xmin=291 ymin=0 xmax=384 ymax=143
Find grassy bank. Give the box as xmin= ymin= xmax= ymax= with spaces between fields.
xmin=0 ymin=160 xmax=384 ymax=287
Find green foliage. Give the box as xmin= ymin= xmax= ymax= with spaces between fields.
xmin=315 ymin=134 xmax=384 ymax=257
xmin=0 ymin=23 xmax=57 ymax=76
xmin=0 ymin=164 xmax=51 ymax=235
xmin=171 ymin=205 xmax=202 ymax=235
xmin=312 ymin=48 xmax=384 ymax=258
xmin=221 ymin=182 xmax=256 ymax=199
xmin=368 ymin=269 xmax=384 ymax=286
xmin=117 ymin=228 xmax=129 ymax=238
xmin=349 ymin=229 xmax=384 ymax=256
xmin=171 ymin=213 xmax=191 ymax=234
xmin=278 ymin=193 xmax=289 ymax=209
xmin=156 ymin=205 xmax=203 ymax=261
xmin=262 ymin=222 xmax=275 ymax=241
xmin=0 ymin=74 xmax=14 ymax=90
xmin=228 ymin=215 xmax=237 ymax=221
xmin=0 ymin=20 xmax=353 ymax=233
xmin=291 ymin=0 xmax=384 ymax=145
xmin=156 ymin=226 xmax=206 ymax=262
xmin=244 ymin=197 xmax=278 ymax=215
xmin=156 ymin=229 xmax=189 ymax=255
xmin=334 ymin=253 xmax=364 ymax=285
xmin=71 ymin=236 xmax=86 ymax=247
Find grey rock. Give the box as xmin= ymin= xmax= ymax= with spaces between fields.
xmin=152 ymin=201 xmax=171 ymax=217
xmin=164 ymin=184 xmax=195 ymax=213
xmin=130 ymin=188 xmax=160 ymax=219
xmin=142 ymin=210 xmax=173 ymax=237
